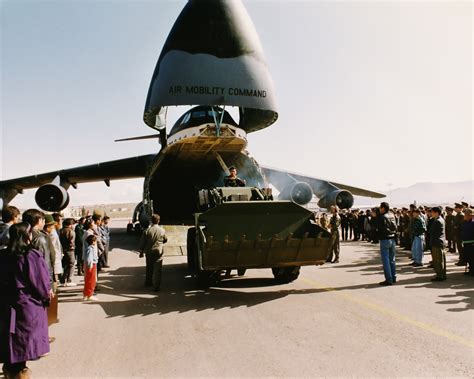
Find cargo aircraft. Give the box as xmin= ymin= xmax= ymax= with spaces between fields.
xmin=0 ymin=0 xmax=384 ymax=224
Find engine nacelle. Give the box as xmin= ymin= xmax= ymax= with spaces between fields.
xmin=278 ymin=181 xmax=313 ymax=205
xmin=35 ymin=183 xmax=70 ymax=212
xmin=317 ymin=190 xmax=354 ymax=210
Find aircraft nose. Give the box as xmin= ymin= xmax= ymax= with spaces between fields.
xmin=144 ymin=0 xmax=278 ymax=133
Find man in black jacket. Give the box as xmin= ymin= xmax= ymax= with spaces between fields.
xmin=377 ymin=202 xmax=398 ymax=286
xmin=429 ymin=206 xmax=447 ymax=281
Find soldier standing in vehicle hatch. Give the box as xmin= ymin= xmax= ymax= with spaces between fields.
xmin=224 ymin=166 xmax=246 ymax=187
xmin=326 ymin=206 xmax=341 ymax=263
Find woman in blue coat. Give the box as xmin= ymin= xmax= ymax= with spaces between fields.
xmin=1 ymin=222 xmax=51 ymax=378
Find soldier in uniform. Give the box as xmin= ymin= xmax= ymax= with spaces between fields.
xmin=406 ymin=204 xmax=416 ymax=250
xmin=358 ymin=210 xmax=366 ymax=241
xmin=462 ymin=208 xmax=474 ymax=276
xmin=370 ymin=208 xmax=379 ymax=243
xmin=429 ymin=206 xmax=447 ymax=281
xmin=350 ymin=210 xmax=359 ymax=241
xmin=453 ymin=203 xmax=465 ymax=266
xmin=326 ymin=206 xmax=341 ymax=263
xmin=340 ymin=210 xmax=349 ymax=241
xmin=401 ymin=208 xmax=410 ymax=249
xmin=445 ymin=206 xmax=456 ymax=253
xmin=392 ymin=208 xmax=400 ymax=245
xmin=139 ymin=214 xmax=167 ymax=291
xmin=224 ymin=166 xmax=246 ymax=187
xmin=425 ymin=208 xmax=434 ymax=252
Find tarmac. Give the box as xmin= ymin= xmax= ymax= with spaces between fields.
xmin=22 ymin=222 xmax=474 ymax=378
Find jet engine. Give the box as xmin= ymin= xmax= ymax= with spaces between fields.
xmin=317 ymin=190 xmax=354 ymax=210
xmin=35 ymin=183 xmax=70 ymax=212
xmin=278 ymin=181 xmax=313 ymax=205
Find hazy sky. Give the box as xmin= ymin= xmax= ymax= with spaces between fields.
xmin=1 ymin=0 xmax=472 ymax=208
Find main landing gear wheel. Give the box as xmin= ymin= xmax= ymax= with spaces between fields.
xmin=272 ymin=266 xmax=301 ymax=283
xmin=237 ymin=269 xmax=246 ymax=277
xmin=197 ymin=270 xmax=220 ymax=288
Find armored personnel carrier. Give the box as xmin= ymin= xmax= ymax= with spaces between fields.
xmin=186 ymin=186 xmax=330 ymax=286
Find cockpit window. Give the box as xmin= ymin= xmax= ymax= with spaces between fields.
xmin=170 ymin=106 xmax=238 ymax=135
xmin=192 ymin=111 xmax=207 ymax=118
xmin=180 ymin=112 xmax=191 ymax=124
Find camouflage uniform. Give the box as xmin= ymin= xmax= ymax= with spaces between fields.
xmin=326 ymin=214 xmax=341 ymax=263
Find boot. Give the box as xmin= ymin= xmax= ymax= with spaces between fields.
xmin=2 ymin=364 xmax=12 ymax=379
xmin=13 ymin=367 xmax=32 ymax=379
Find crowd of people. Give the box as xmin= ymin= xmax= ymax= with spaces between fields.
xmin=316 ymin=201 xmax=474 ymax=284
xmin=0 ymin=206 xmax=111 ymax=378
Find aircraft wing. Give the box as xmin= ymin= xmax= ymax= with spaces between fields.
xmin=0 ymin=154 xmax=156 ymax=205
xmin=261 ymin=165 xmax=385 ymax=208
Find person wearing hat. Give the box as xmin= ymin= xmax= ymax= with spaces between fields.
xmin=445 ymin=206 xmax=456 ymax=253
xmin=453 ymin=203 xmax=465 ymax=265
xmin=461 ymin=208 xmax=474 ymax=276
xmin=43 ymin=214 xmax=55 ymax=227
xmin=461 ymin=201 xmax=469 ymax=209
xmin=59 ymin=218 xmax=76 ymax=287
xmin=410 ymin=208 xmax=426 ymax=267
xmin=429 ymin=206 xmax=447 ymax=281
xmin=223 ymin=166 xmax=246 ymax=187
xmin=44 ymin=214 xmax=63 ymax=285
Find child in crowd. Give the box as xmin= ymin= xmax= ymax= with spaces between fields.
xmin=83 ymin=234 xmax=98 ymax=301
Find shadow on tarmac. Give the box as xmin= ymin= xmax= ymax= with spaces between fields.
xmin=84 ymin=263 xmax=330 ymax=318
xmin=109 ymin=229 xmax=140 ymax=250
xmin=316 ymin=241 xmax=474 ymax=312
xmin=63 ymin=232 xmax=472 ymax=315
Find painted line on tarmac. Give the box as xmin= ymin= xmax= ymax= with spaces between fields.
xmin=300 ymin=277 xmax=474 ymax=349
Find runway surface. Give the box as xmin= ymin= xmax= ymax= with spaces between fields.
xmin=28 ymin=224 xmax=473 ymax=378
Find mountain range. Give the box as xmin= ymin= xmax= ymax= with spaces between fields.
xmin=354 ymin=180 xmax=473 ymax=207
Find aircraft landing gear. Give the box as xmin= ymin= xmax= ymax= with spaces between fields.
xmin=272 ymin=266 xmax=300 ymax=283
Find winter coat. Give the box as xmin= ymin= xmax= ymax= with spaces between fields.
xmin=0 ymin=248 xmax=50 ymax=364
